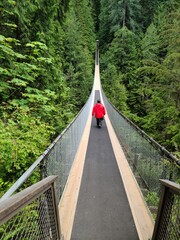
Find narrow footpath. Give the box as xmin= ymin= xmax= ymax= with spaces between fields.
xmin=70 ymin=90 xmax=139 ymax=240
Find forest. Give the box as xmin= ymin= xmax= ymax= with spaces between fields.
xmin=0 ymin=0 xmax=179 ymax=196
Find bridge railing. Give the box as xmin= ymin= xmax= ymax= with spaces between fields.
xmin=1 ymin=90 xmax=93 ymax=202
xmin=0 ymin=176 xmax=62 ymax=240
xmin=152 ymin=180 xmax=180 ymax=240
xmin=102 ymin=91 xmax=180 ymax=218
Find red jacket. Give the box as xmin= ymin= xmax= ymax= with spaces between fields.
xmin=92 ymin=103 xmax=106 ymax=118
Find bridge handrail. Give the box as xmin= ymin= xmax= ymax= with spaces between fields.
xmin=1 ymin=91 xmax=93 ymax=201
xmin=102 ymin=89 xmax=180 ymax=219
xmin=152 ymin=180 xmax=180 ymax=240
xmin=104 ymin=95 xmax=180 ymax=165
xmin=0 ymin=176 xmax=62 ymax=239
xmin=119 ymin=113 xmax=179 ymax=165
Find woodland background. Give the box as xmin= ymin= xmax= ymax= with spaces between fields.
xmin=0 ymin=0 xmax=179 ymax=195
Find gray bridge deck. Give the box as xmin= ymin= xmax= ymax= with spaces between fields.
xmin=71 ymin=91 xmax=139 ymax=240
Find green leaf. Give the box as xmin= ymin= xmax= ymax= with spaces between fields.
xmin=10 ymin=78 xmax=28 ymax=86
xmin=0 ymin=67 xmax=11 ymax=76
xmin=0 ymin=35 xmax=5 ymax=42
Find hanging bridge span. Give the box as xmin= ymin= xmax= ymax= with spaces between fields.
xmin=0 ymin=41 xmax=179 ymax=240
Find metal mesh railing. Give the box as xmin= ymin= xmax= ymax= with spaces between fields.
xmin=0 ymin=176 xmax=61 ymax=240
xmin=1 ymin=90 xmax=93 ymax=202
xmin=152 ymin=180 xmax=180 ymax=240
xmin=102 ymin=91 xmax=180 ymax=218
xmin=42 ymin=91 xmax=93 ymax=200
xmin=0 ymin=40 xmax=97 ymax=240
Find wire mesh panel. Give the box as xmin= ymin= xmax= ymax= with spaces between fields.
xmin=102 ymin=91 xmax=180 ymax=219
xmin=152 ymin=180 xmax=180 ymax=240
xmin=0 ymin=176 xmax=61 ymax=240
xmin=40 ymin=91 xmax=94 ymax=200
xmin=1 ymin=91 xmax=93 ymax=202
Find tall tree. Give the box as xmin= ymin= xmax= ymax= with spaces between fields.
xmin=0 ymin=0 xmax=96 ymax=195
xmin=109 ymin=0 xmax=141 ymax=33
xmin=99 ymin=0 xmax=141 ymax=50
xmin=100 ymin=26 xmax=140 ymax=120
xmin=141 ymin=23 xmax=160 ymax=60
xmin=140 ymin=0 xmax=168 ymax=30
xmin=62 ymin=0 xmax=95 ymax=107
xmin=101 ymin=63 xmax=128 ymax=112
xmin=135 ymin=0 xmax=180 ymax=152
xmin=98 ymin=0 xmax=114 ymax=49
xmin=102 ymin=27 xmax=140 ymax=84
xmin=90 ymin=0 xmax=101 ymax=32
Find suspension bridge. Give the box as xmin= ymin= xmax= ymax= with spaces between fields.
xmin=0 ymin=41 xmax=179 ymax=240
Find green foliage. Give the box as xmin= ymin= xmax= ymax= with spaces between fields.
xmin=100 ymin=0 xmax=180 ymax=156
xmin=101 ymin=26 xmax=140 ymax=117
xmin=140 ymin=0 xmax=168 ymax=30
xmin=101 ymin=63 xmax=128 ymax=112
xmin=98 ymin=0 xmax=142 ymax=50
xmin=0 ymin=108 xmax=53 ymax=196
xmin=0 ymin=0 xmax=96 ymax=196
xmin=141 ymin=23 xmax=160 ymax=60
xmin=0 ymin=202 xmax=41 ymax=239
xmin=1 ymin=0 xmax=179 ymax=201
xmin=145 ymin=191 xmax=159 ymax=206
xmin=135 ymin=2 xmax=180 ymax=153
xmin=61 ymin=0 xmax=95 ymax=107
xmin=101 ymin=27 xmax=140 ymax=82
xmin=91 ymin=0 xmax=101 ymax=32
xmin=109 ymin=0 xmax=141 ymax=32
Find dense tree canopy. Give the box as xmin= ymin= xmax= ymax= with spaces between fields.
xmin=0 ymin=0 xmax=95 ymax=195
xmin=99 ymin=0 xmax=180 ymax=157
xmin=0 ymin=0 xmax=179 ymax=196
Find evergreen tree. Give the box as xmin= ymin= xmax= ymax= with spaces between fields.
xmin=101 ymin=63 xmax=128 ymax=112
xmin=141 ymin=23 xmax=160 ymax=60
xmin=62 ymin=0 xmax=95 ymax=108
xmin=0 ymin=0 xmax=96 ymax=194
xmin=140 ymin=0 xmax=168 ymax=30
xmin=98 ymin=0 xmax=142 ymax=50
xmin=91 ymin=0 xmax=101 ymax=32
xmin=98 ymin=0 xmax=114 ymax=49
xmin=135 ymin=0 xmax=180 ymax=152
xmin=109 ymin=0 xmax=141 ymax=33
xmin=99 ymin=0 xmax=180 ymax=155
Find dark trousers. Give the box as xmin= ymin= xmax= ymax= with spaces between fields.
xmin=96 ymin=118 xmax=103 ymax=127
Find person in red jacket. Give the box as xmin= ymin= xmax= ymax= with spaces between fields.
xmin=92 ymin=100 xmax=106 ymax=128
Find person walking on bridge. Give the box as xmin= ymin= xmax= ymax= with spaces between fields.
xmin=92 ymin=100 xmax=106 ymax=128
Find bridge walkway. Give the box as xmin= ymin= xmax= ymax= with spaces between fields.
xmin=70 ymin=90 xmax=138 ymax=240
xmin=59 ymin=64 xmax=154 ymax=240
